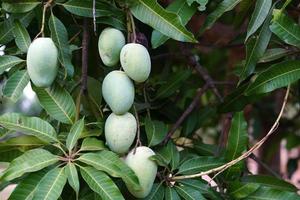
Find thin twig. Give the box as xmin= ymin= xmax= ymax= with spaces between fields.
xmin=162 ymin=84 xmax=210 ymax=144
xmin=172 ymin=85 xmax=290 ymax=180
xmin=35 ymin=0 xmax=53 ymax=38
xmin=92 ymin=0 xmax=96 ymax=34
xmin=133 ymin=105 xmax=142 ymax=154
xmin=249 ymin=154 xmax=281 ymax=178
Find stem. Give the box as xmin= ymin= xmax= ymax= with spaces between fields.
xmin=133 ymin=105 xmax=142 ymax=154
xmin=171 ymin=85 xmax=290 ymax=180
xmin=35 ymin=0 xmax=53 ymax=38
xmin=92 ymin=0 xmax=97 ymax=34
xmin=281 ymin=0 xmax=293 ymax=11
xmin=249 ymin=154 xmax=281 ymax=178
xmin=53 ymin=143 xmax=68 ymax=157
xmin=162 ymin=84 xmax=209 ymax=144
xmin=126 ymin=10 xmax=136 ymax=43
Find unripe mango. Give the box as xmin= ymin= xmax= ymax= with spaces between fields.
xmin=98 ymin=28 xmax=125 ymax=67
xmin=125 ymin=146 xmax=157 ymax=198
xmin=120 ymin=43 xmax=151 ymax=83
xmin=102 ymin=71 xmax=134 ymax=114
xmin=105 ymin=112 xmax=137 ymax=154
xmin=27 ymin=37 xmax=58 ymax=88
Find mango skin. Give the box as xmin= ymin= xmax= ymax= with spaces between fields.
xmin=98 ymin=28 xmax=125 ymax=67
xmin=27 ymin=37 xmax=58 ymax=88
xmin=105 ymin=112 xmax=137 ymax=154
xmin=125 ymin=146 xmax=157 ymax=198
xmin=102 ymin=71 xmax=134 ymax=114
xmin=120 ymin=43 xmax=151 ymax=83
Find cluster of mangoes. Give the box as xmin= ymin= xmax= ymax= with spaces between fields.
xmin=99 ymin=27 xmax=157 ymax=198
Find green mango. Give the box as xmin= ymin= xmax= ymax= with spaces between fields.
xmin=120 ymin=43 xmax=151 ymax=83
xmin=105 ymin=112 xmax=137 ymax=154
xmin=125 ymin=146 xmax=157 ymax=198
xmin=98 ymin=27 xmax=125 ymax=67
xmin=102 ymin=70 xmax=134 ymax=114
xmin=26 ymin=37 xmax=58 ymax=88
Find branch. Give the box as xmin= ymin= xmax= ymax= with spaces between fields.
xmin=172 ymin=85 xmax=290 ymax=180
xmin=163 ymin=84 xmax=210 ymax=144
xmin=35 ymin=0 xmax=53 ymax=38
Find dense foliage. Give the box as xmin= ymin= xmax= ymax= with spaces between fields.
xmin=0 ymin=0 xmax=300 ymax=199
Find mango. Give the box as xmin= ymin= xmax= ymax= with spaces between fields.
xmin=27 ymin=37 xmax=58 ymax=88
xmin=98 ymin=28 xmax=125 ymax=67
xmin=105 ymin=112 xmax=137 ymax=154
xmin=120 ymin=43 xmax=151 ymax=83
xmin=102 ymin=71 xmax=134 ymax=114
xmin=125 ymin=146 xmax=157 ymax=198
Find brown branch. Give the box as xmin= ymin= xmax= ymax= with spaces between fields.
xmin=171 ymin=85 xmax=290 ymax=181
xmin=163 ymin=84 xmax=210 ymax=144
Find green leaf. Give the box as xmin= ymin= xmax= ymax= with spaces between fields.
xmin=97 ymin=16 xmax=126 ymax=31
xmin=66 ymin=118 xmax=84 ymax=152
xmin=270 ymin=9 xmax=300 ymax=48
xmin=77 ymin=151 xmax=140 ymax=190
xmin=245 ymin=186 xmax=300 ymax=200
xmin=33 ymin=83 xmax=76 ymax=124
xmin=165 ymin=187 xmax=180 ymax=200
xmin=240 ymin=9 xmax=272 ymax=80
xmin=228 ymin=181 xmax=260 ymax=199
xmin=129 ymin=0 xmax=197 ymax=43
xmin=0 ymin=135 xmax=45 ymax=148
xmin=145 ymin=117 xmax=168 ymax=147
xmin=155 ymin=70 xmax=192 ymax=99
xmin=0 ymin=55 xmax=24 ymax=75
xmin=169 ymin=142 xmax=180 ymax=170
xmin=177 ymin=156 xmax=224 ymax=175
xmin=245 ymin=60 xmax=300 ymax=95
xmin=144 ymin=182 xmax=164 ymax=200
xmin=2 ymin=1 xmax=40 ymax=13
xmin=33 ymin=167 xmax=67 ymax=200
xmin=151 ymin=0 xmax=197 ymax=48
xmin=0 ymin=113 xmax=58 ymax=143
xmin=187 ymin=0 xmax=208 ymax=11
xmin=3 ymin=70 xmax=30 ymax=102
xmin=65 ymin=163 xmax=80 ymax=197
xmin=13 ymin=20 xmax=31 ymax=52
xmin=1 ymin=149 xmax=59 ymax=181
xmin=80 ymin=137 xmax=105 ymax=152
xmin=246 ymin=0 xmax=272 ymax=40
xmin=199 ymin=0 xmax=243 ymax=34
xmin=9 ymin=170 xmax=47 ymax=200
xmin=259 ymin=48 xmax=291 ymax=63
xmin=49 ymin=13 xmax=74 ymax=77
xmin=175 ymin=184 xmax=206 ymax=200
xmin=80 ymin=166 xmax=125 ymax=200
xmin=225 ymin=112 xmax=248 ymax=171
xmin=62 ymin=0 xmax=121 ymax=18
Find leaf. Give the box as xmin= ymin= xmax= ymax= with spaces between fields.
xmin=97 ymin=16 xmax=126 ymax=31
xmin=9 ymin=170 xmax=47 ymax=200
xmin=129 ymin=0 xmax=197 ymax=43
xmin=175 ymin=184 xmax=206 ymax=200
xmin=49 ymin=13 xmax=74 ymax=77
xmin=13 ymin=20 xmax=31 ymax=52
xmin=169 ymin=142 xmax=180 ymax=170
xmin=62 ymin=0 xmax=121 ymax=18
xmin=144 ymin=182 xmax=164 ymax=200
xmin=33 ymin=83 xmax=76 ymax=124
xmin=2 ymin=1 xmax=40 ymax=13
xmin=0 ymin=55 xmax=24 ymax=75
xmin=246 ymin=0 xmax=272 ymax=40
xmin=77 ymin=151 xmax=140 ymax=190
xmin=245 ymin=186 xmax=300 ymax=200
xmin=199 ymin=0 xmax=244 ymax=34
xmin=151 ymin=0 xmax=197 ymax=48
xmin=145 ymin=117 xmax=168 ymax=147
xmin=66 ymin=118 xmax=84 ymax=152
xmin=245 ymin=60 xmax=300 ymax=95
xmin=65 ymin=163 xmax=80 ymax=197
xmin=187 ymin=0 xmax=208 ymax=11
xmin=33 ymin=167 xmax=67 ymax=200
xmin=3 ymin=70 xmax=30 ymax=102
xmin=177 ymin=156 xmax=224 ymax=175
xmin=80 ymin=137 xmax=105 ymax=152
xmin=0 ymin=135 xmax=45 ymax=148
xmin=155 ymin=70 xmax=192 ymax=99
xmin=1 ymin=149 xmax=59 ymax=181
xmin=224 ymin=112 xmax=248 ymax=175
xmin=228 ymin=181 xmax=260 ymax=199
xmin=0 ymin=113 xmax=58 ymax=143
xmin=165 ymin=187 xmax=180 ymax=200
xmin=259 ymin=48 xmax=291 ymax=63
xmin=80 ymin=166 xmax=125 ymax=200
xmin=270 ymin=9 xmax=300 ymax=48
xmin=240 ymin=9 xmax=272 ymax=80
